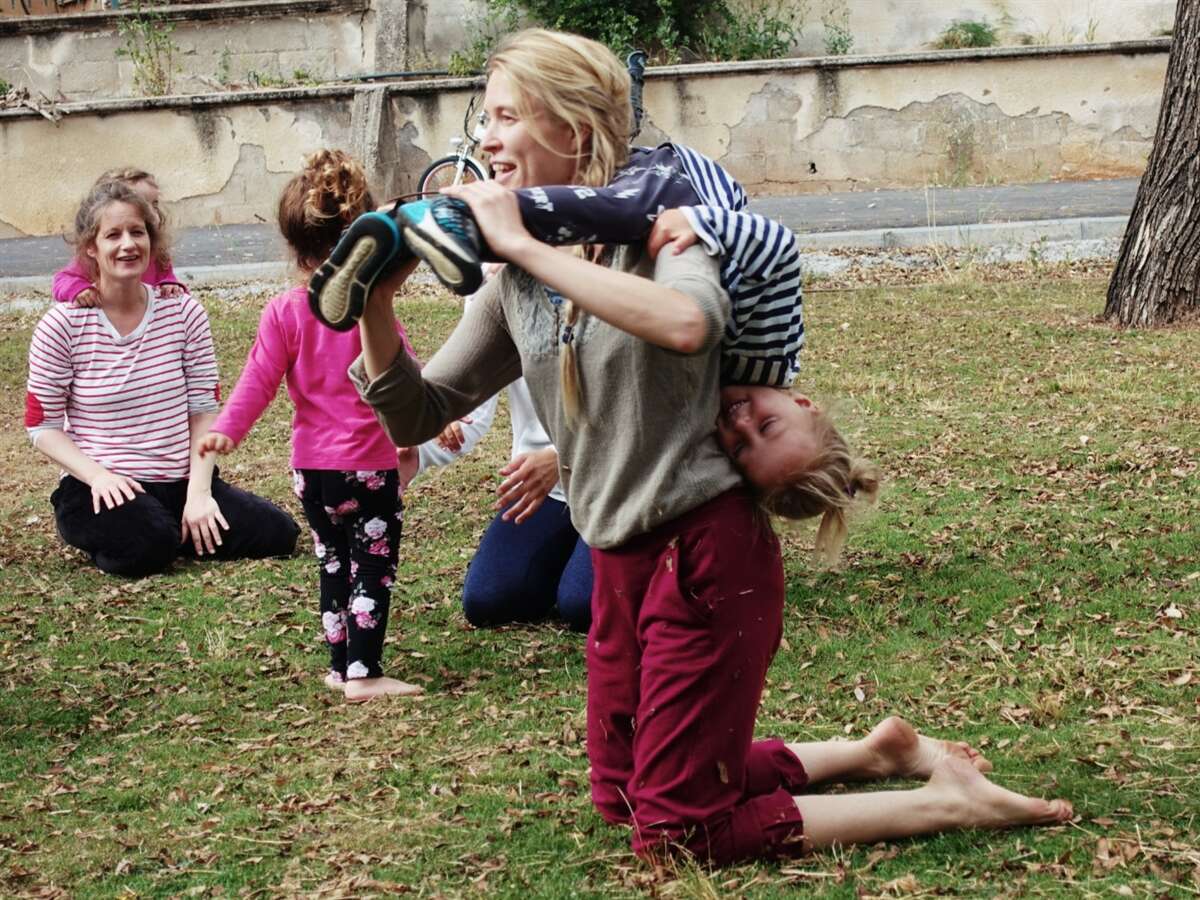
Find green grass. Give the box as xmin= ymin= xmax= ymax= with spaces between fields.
xmin=1 ymin=272 xmax=1198 ymax=897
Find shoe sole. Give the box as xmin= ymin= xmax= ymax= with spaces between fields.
xmin=401 ymin=220 xmax=483 ymax=296
xmin=308 ymin=212 xmax=401 ymax=330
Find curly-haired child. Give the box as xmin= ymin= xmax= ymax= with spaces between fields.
xmin=200 ymin=149 xmax=422 ymax=702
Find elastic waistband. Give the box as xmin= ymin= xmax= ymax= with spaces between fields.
xmin=603 ymin=487 xmax=765 ymax=556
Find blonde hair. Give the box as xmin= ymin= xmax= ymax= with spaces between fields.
xmin=93 ymin=166 xmax=172 ymax=269
xmin=488 ymin=29 xmax=633 ymax=424
xmin=277 ymin=149 xmax=375 ymax=273
xmin=70 ymin=180 xmax=166 ymax=283
xmin=761 ymin=404 xmax=882 ymax=566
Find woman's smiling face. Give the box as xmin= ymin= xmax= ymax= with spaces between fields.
xmin=479 ymin=69 xmax=581 ymax=190
xmin=87 ymin=201 xmax=151 ymax=284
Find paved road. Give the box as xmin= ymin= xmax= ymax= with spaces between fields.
xmin=752 ymin=178 xmax=1138 ymax=235
xmin=0 ymin=179 xmax=1139 ymax=278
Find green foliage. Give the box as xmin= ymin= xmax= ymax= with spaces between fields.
xmin=461 ymin=0 xmax=805 ymax=65
xmin=697 ymin=0 xmax=807 ymax=63
xmin=448 ymin=2 xmax=519 ymax=76
xmin=115 ymin=0 xmax=178 ymax=97
xmin=933 ymin=18 xmax=999 ymax=50
xmin=821 ymin=0 xmax=854 ymax=55
xmin=215 ymin=46 xmax=233 ymax=87
xmin=246 ymin=69 xmax=295 ymax=89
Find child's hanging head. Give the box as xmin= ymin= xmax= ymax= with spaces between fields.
xmin=70 ymin=179 xmax=164 ymax=282
xmin=278 ymin=149 xmax=375 ymax=273
xmin=92 ymin=167 xmax=171 ymax=268
xmin=715 ymin=385 xmax=881 ymax=566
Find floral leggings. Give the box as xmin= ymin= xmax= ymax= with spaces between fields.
xmin=293 ymin=468 xmax=402 ymax=681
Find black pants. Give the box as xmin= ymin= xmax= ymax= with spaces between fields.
xmin=51 ymin=473 xmax=299 ymax=578
xmin=293 ymin=468 xmax=402 ymax=680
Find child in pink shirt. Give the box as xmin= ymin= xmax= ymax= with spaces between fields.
xmin=53 ymin=168 xmax=187 ymax=306
xmin=200 ymin=150 xmax=421 ymax=704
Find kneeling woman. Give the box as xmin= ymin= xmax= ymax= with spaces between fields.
xmin=26 ymin=180 xmax=299 ymax=577
xmin=348 ymin=29 xmax=1071 ymax=865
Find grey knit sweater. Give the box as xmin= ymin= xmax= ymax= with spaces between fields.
xmin=350 ymin=243 xmax=742 ymax=548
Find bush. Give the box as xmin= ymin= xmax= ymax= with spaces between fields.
xmin=460 ymin=0 xmax=806 ymax=66
xmin=822 ymin=0 xmax=853 ymax=56
xmin=115 ymin=0 xmax=178 ymax=97
xmin=933 ymin=19 xmax=998 ymax=50
xmin=698 ymin=0 xmax=807 ymax=63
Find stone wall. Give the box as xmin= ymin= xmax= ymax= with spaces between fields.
xmin=636 ymin=44 xmax=1167 ymax=193
xmin=2 ymin=0 xmax=1177 ymax=101
xmin=0 ymin=42 xmax=1168 ymax=237
xmin=0 ymin=0 xmax=410 ymax=102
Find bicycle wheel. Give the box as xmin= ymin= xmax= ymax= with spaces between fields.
xmin=419 ymin=155 xmax=487 ymax=193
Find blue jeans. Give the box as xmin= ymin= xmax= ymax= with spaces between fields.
xmin=462 ymin=497 xmax=593 ymax=632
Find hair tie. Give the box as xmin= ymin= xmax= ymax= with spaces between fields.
xmin=561 ymin=324 xmax=575 ymax=345
xmin=845 ymin=483 xmax=857 ymax=499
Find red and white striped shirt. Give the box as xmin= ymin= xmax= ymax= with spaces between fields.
xmin=26 ymin=288 xmax=220 ymax=482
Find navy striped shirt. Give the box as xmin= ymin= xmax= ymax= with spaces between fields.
xmin=669 ymin=143 xmax=805 ymax=387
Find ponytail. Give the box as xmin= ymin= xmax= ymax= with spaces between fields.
xmin=762 ymin=407 xmax=881 ymax=566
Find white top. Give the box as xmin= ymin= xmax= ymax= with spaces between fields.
xmin=415 ymin=377 xmax=566 ymax=505
xmin=414 ymin=275 xmax=566 ymax=504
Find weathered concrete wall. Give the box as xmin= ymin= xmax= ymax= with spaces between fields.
xmin=638 ymin=44 xmax=1167 ymax=193
xmin=404 ymin=0 xmax=470 ymax=69
xmin=3 ymin=0 xmax=1173 ymax=94
xmin=0 ymin=0 xmax=403 ymax=102
xmin=0 ymin=43 xmax=1167 ymax=237
xmin=0 ymin=81 xmax=475 ymax=237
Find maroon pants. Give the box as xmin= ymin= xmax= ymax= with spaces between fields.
xmin=588 ymin=489 xmax=808 ymax=865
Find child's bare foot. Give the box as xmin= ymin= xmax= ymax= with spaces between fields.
xmin=324 ymin=671 xmax=346 ymax=691
xmin=927 ymin=755 xmax=1072 ymax=829
xmin=344 ymin=676 xmax=423 ymax=703
xmin=865 ymin=716 xmax=993 ymax=778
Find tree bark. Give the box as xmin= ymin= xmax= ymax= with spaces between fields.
xmin=1106 ymin=0 xmax=1200 ymax=326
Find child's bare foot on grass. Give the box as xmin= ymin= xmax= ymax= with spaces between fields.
xmin=928 ymin=755 xmax=1072 ymax=829
xmin=865 ymin=716 xmax=993 ymax=778
xmin=344 ymin=676 xmax=423 ymax=703
xmin=324 ymin=671 xmax=346 ymax=691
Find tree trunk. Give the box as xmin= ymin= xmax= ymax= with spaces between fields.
xmin=1106 ymin=0 xmax=1200 ymax=326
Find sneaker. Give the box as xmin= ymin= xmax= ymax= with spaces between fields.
xmin=399 ymin=197 xmax=489 ymax=296
xmin=308 ymin=209 xmax=409 ymax=331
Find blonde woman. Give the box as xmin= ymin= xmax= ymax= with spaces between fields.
xmin=341 ymin=29 xmax=1072 ymax=865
